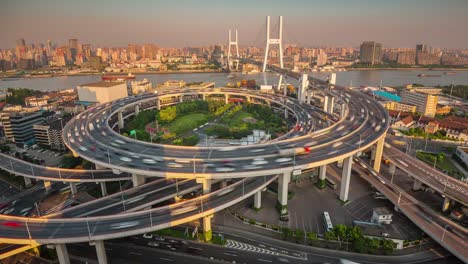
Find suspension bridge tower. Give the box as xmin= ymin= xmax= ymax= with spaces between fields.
xmin=262 ymin=16 xmax=283 ymax=72
xmin=227 ymin=29 xmax=240 ymax=71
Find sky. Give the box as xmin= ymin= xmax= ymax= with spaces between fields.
xmin=1 ymin=0 xmax=468 ymax=49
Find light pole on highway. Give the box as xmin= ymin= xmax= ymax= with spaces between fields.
xmin=34 ymin=202 xmax=40 ymax=217
xmin=441 ymin=224 xmax=450 ymax=242
xmin=119 ymin=181 xmax=126 ymax=211
xmin=390 ymin=168 xmax=395 ymax=185
xmin=397 ymin=191 xmax=402 ymax=205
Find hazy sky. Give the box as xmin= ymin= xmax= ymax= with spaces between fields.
xmin=1 ymin=0 xmax=468 ymax=49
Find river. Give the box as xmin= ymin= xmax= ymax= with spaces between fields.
xmin=1 ymin=70 xmax=468 ymax=92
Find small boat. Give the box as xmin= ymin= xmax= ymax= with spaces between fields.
xmin=417 ymin=74 xmax=441 ymax=77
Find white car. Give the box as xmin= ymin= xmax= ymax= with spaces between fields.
xmin=130 ymin=153 xmax=141 ymax=159
xmin=216 ymin=167 xmax=235 ymax=172
xmin=252 ymin=158 xmax=268 ymax=165
xmin=110 ymin=221 xmax=139 ymax=229
xmin=119 ymin=157 xmax=132 ymax=162
xmin=79 ymin=146 xmax=87 ymax=152
xmin=275 ymin=157 xmax=292 ymax=163
xmin=142 ymin=159 xmax=157 ymax=164
xmin=167 ymin=162 xmax=183 ymax=168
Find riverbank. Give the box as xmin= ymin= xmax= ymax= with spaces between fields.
xmin=347 ymin=67 xmax=468 ymax=71
xmin=0 ymin=69 xmax=224 ymax=79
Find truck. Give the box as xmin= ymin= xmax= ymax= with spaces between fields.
xmin=278 ymin=147 xmax=310 ymax=157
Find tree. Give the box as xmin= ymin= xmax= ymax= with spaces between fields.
xmin=324 ymin=231 xmax=337 ymax=241
xmin=307 ymin=232 xmax=318 ymax=245
xmin=294 ymin=229 xmax=305 ymax=242
xmin=381 ymin=239 xmax=395 ymax=255
xmin=334 ymin=224 xmax=347 ymax=241
xmin=281 ymin=227 xmax=292 ymax=239
xmin=366 ymin=238 xmax=381 ymax=254
xmin=352 ymin=236 xmax=366 ymax=253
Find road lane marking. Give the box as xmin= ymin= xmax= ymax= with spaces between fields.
xmin=129 ymin=252 xmax=142 ymax=255
xmin=223 ymin=252 xmax=237 ymax=256
xmin=257 ymin=259 xmax=272 ymax=263
xmin=159 ymin=258 xmax=174 ymax=262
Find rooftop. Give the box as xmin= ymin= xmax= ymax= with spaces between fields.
xmin=78 ymin=81 xmax=125 ymax=88
xmin=373 ymin=91 xmax=401 ymax=102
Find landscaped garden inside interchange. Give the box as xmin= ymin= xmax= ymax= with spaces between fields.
xmin=121 ymin=100 xmax=288 ymax=146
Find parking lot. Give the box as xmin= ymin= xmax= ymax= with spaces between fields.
xmin=231 ymin=163 xmax=422 ymax=240
xmin=9 ymin=144 xmax=65 ymax=167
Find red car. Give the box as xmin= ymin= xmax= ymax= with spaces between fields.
xmin=3 ymin=221 xmax=22 ymax=227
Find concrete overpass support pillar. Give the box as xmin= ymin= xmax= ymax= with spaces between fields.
xmin=179 ymin=95 xmax=184 ymax=103
xmin=100 ymin=182 xmax=108 ymax=196
xmin=219 ymin=180 xmax=227 ymax=189
xmin=156 ymin=99 xmax=161 ymax=110
xmin=254 ymin=191 xmax=262 ymax=210
xmin=373 ymin=137 xmax=385 ymax=173
xmin=442 ymin=197 xmax=451 ymax=212
xmin=94 ymin=240 xmax=108 ymax=264
xmin=55 ymin=244 xmax=70 ymax=264
xmin=284 ymin=108 xmax=289 ymax=119
xmin=44 ymin=180 xmax=52 ymax=191
xmin=132 ymin=174 xmax=145 ymax=187
xmin=202 ymin=214 xmax=214 ymax=241
xmin=327 ymin=96 xmax=335 ymax=114
xmin=24 ymin=177 xmax=32 ymax=188
xmin=389 ymin=163 xmax=396 ymax=175
xmin=340 ymin=103 xmax=346 ymax=119
xmin=196 ymin=178 xmax=212 ymax=194
xmin=135 ymin=104 xmax=140 ymax=116
xmin=339 ymin=156 xmax=353 ymax=202
xmin=337 ymin=159 xmax=343 ymax=168
xmin=69 ymin=183 xmax=77 ymax=195
xmin=412 ymin=178 xmax=423 ymax=191
xmin=323 ymin=96 xmax=329 ymax=113
xmin=319 ymin=165 xmax=327 ymax=181
xmin=306 ymin=91 xmax=312 ymax=104
xmin=225 ymin=94 xmax=229 ymax=105
xmin=117 ymin=111 xmax=124 ymax=130
xmin=278 ymin=172 xmax=291 ymax=216
xmin=202 ymin=94 xmax=206 ymax=101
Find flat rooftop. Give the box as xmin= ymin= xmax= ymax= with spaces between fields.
xmin=78 ymin=81 xmax=125 ymax=88
xmin=373 ymin=90 xmax=401 ymax=102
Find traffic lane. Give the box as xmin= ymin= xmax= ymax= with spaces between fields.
xmin=57 ymin=179 xmax=178 ymax=218
xmin=354 ymin=164 xmax=468 ymax=260
xmin=384 ymin=147 xmax=468 ymax=202
xmin=68 ymin=241 xmax=223 ymax=264
xmin=0 ymin=176 xmax=271 ymax=241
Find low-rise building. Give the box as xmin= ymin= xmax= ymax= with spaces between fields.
xmin=76 ymin=81 xmax=128 ymax=104
xmin=0 ymin=111 xmax=46 ymax=147
xmin=371 ymin=207 xmax=393 ymax=225
xmin=384 ymin=101 xmax=416 ymax=113
xmin=401 ymin=89 xmax=438 ymax=117
xmin=130 ymin=78 xmax=152 ymax=95
xmin=33 ymin=116 xmax=71 ymax=150
xmin=392 ymin=115 xmax=414 ymax=131
xmin=455 ymin=146 xmax=468 ymax=168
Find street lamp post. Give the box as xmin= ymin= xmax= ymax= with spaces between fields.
xmin=34 ymin=202 xmax=41 ymax=217
xmin=397 ymin=191 xmax=402 ymax=205
xmin=441 ymin=224 xmax=449 ymax=242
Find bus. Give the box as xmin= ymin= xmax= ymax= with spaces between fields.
xmin=325 ymin=178 xmax=337 ymax=189
xmin=323 ymin=212 xmax=333 ymax=232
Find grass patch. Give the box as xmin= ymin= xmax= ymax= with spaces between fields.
xmin=168 ymin=112 xmax=210 ymax=134
xmin=416 ymin=151 xmax=465 ymax=179
xmin=229 ymin=111 xmax=254 ymax=126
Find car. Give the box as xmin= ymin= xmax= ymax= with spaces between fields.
xmin=155 ymin=236 xmax=165 ymax=241
xmin=275 ymin=157 xmax=292 ymax=163
xmin=143 ymin=233 xmax=153 ymax=239
xmin=119 ymin=157 xmax=132 ymax=162
xmin=216 ymin=167 xmax=235 ymax=172
xmin=174 ymin=159 xmax=191 ymax=164
xmin=79 ymin=146 xmax=87 ymax=152
xmin=167 ymin=162 xmax=183 ymax=168
xmin=2 ymin=221 xmax=22 ymax=227
xmin=252 ymin=158 xmax=268 ymax=165
xmin=242 ymin=165 xmax=262 ymax=170
xmin=148 ymin=242 xmax=159 ymax=247
xmin=3 ymin=208 xmax=15 ymax=214
xmin=115 ymin=139 xmax=125 ymax=144
xmin=142 ymin=159 xmax=157 ymax=164
xmin=110 ymin=221 xmax=139 ymax=229
xmin=130 ymin=153 xmax=141 ymax=159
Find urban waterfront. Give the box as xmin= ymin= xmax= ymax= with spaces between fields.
xmin=2 ymin=69 xmax=468 ymax=92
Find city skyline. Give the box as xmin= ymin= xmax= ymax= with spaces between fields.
xmin=1 ymin=0 xmax=468 ymax=49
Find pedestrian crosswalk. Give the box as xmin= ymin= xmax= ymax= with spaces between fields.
xmin=225 ymin=240 xmax=280 ymax=256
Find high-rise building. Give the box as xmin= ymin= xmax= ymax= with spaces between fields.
xmin=416 ymin=51 xmax=440 ymax=65
xmin=401 ymin=89 xmax=438 ymax=117
xmin=69 ymin=38 xmax=79 ymax=61
xmin=16 ymin=38 xmax=26 ymax=47
xmin=316 ymin=50 xmax=327 ymax=66
xmin=416 ymin=44 xmax=429 ymax=52
xmin=33 ymin=116 xmax=71 ymax=150
xmin=397 ymin=51 xmax=416 ymax=65
xmin=359 ymin=41 xmax=382 ymax=65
